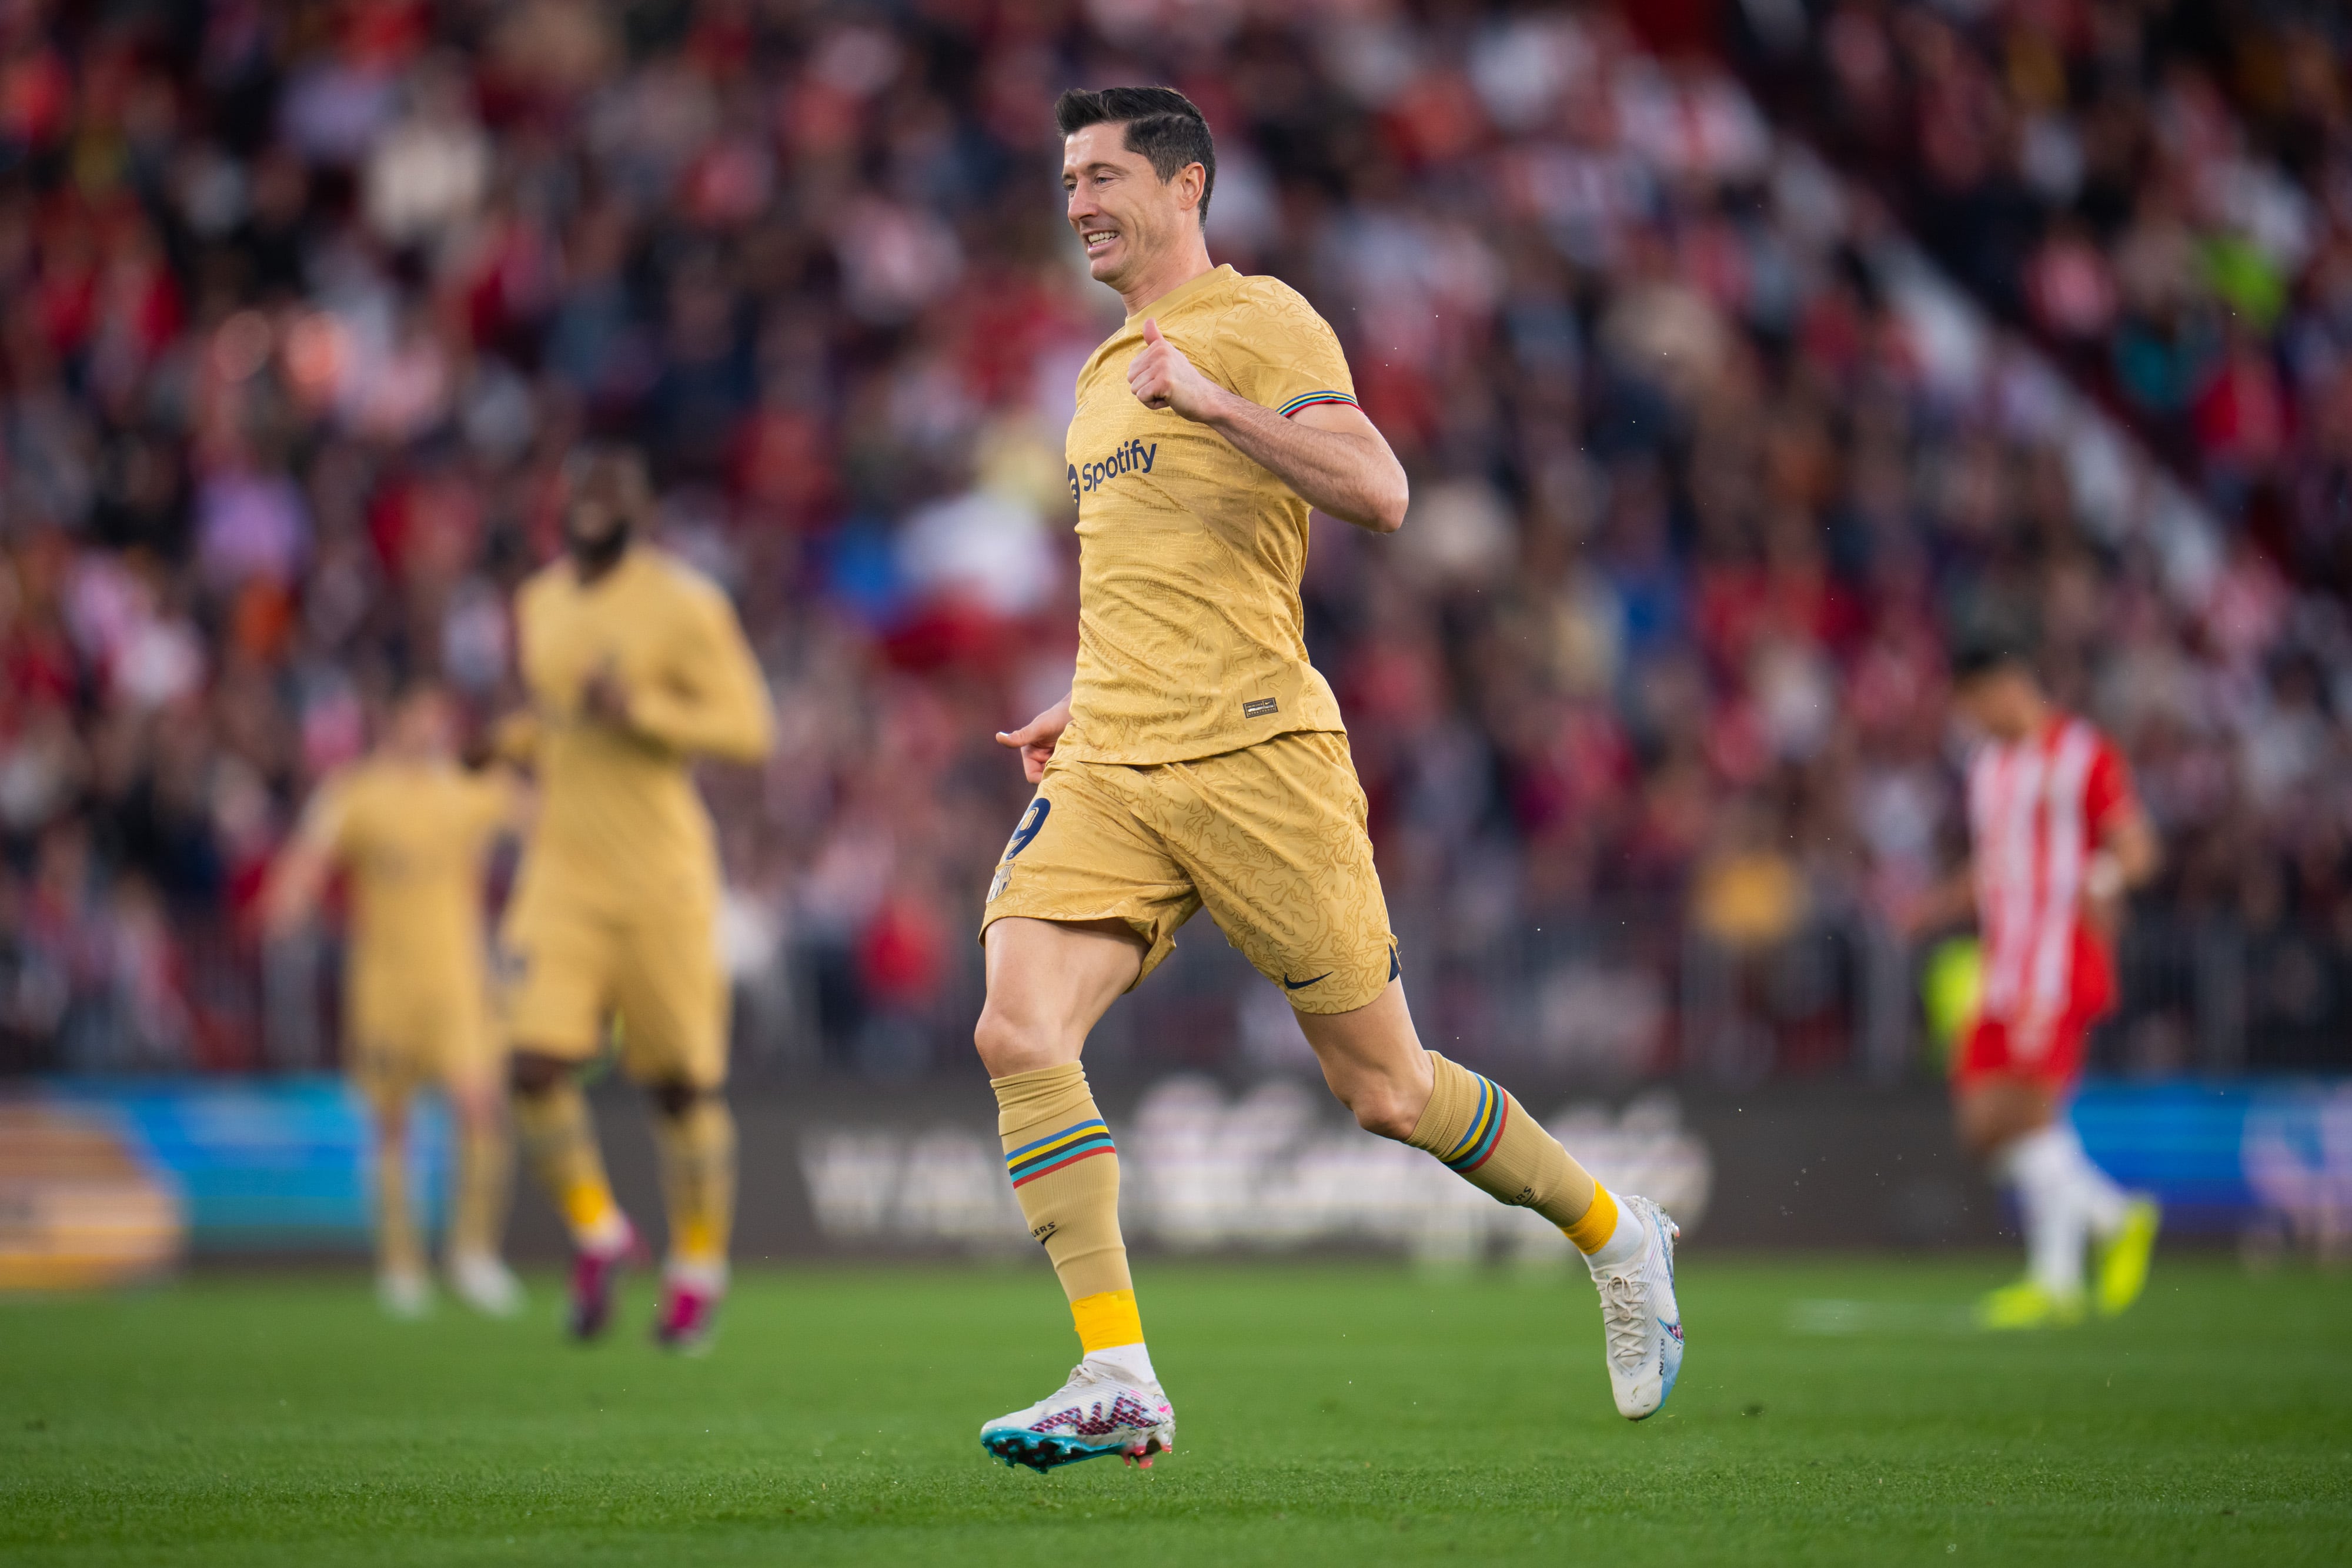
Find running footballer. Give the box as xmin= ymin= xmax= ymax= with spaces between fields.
xmin=970 ymin=88 xmax=1685 ymax=1472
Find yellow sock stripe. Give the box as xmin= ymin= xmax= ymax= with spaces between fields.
xmin=560 ymin=1180 xmax=617 ymax=1235
xmin=1070 ymin=1288 xmax=1144 ymax=1353
xmin=1561 ymin=1184 xmax=1620 ymax=1254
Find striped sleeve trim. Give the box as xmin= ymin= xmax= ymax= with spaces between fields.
xmin=1277 ymin=390 xmax=1359 ymax=418
xmin=1006 ymin=1119 xmax=1117 ymax=1186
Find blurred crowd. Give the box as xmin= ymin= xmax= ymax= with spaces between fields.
xmin=0 ymin=0 xmax=2346 ymax=1080
xmin=1744 ymin=1 xmax=2352 ymax=589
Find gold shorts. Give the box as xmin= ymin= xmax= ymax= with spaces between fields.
xmin=980 ymin=729 xmax=1396 ymax=1015
xmin=497 ymin=892 xmax=729 ymax=1089
xmin=345 ymin=977 xmax=500 ymax=1108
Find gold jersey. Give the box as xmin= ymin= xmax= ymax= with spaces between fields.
xmin=509 ymin=546 xmax=774 ymax=915
xmin=1058 ymin=264 xmax=1357 ymax=765
xmin=299 ymin=758 xmax=513 ymax=1004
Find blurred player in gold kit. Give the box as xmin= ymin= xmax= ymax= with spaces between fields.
xmin=498 ymin=445 xmax=775 ymax=1352
xmin=266 ymin=684 xmax=526 ymax=1319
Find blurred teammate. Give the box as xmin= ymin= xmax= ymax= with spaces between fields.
xmin=970 ymin=87 xmax=1683 ymax=1472
xmin=1917 ymin=646 xmax=2164 ymax=1328
xmin=499 ymin=445 xmax=775 ymax=1352
xmin=266 ymin=684 xmax=524 ymax=1319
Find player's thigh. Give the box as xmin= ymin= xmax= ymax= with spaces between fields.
xmin=346 ymin=1021 xmax=429 ymax=1131
xmin=498 ymin=902 xmax=618 ymax=1062
xmin=977 ymin=916 xmax=1151 ymax=1074
xmin=980 ymin=760 xmax=1198 ymax=991
xmin=1161 ymin=730 xmax=1397 ymax=1016
xmin=610 ymin=903 xmax=729 ymax=1090
xmin=422 ymin=989 xmax=505 ymax=1119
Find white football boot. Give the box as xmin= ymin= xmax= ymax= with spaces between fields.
xmin=980 ymin=1363 xmax=1175 ymax=1472
xmin=377 ymin=1269 xmax=432 ymax=1320
xmin=449 ymin=1252 xmax=524 ymax=1318
xmin=1589 ymin=1193 xmax=1683 ymax=1420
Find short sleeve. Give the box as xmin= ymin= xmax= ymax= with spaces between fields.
xmin=1211 ymin=283 xmax=1358 ymax=419
xmin=2084 ymin=738 xmax=2138 ymax=833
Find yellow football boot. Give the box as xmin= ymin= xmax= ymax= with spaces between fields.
xmin=2095 ymin=1196 xmax=2162 ymax=1318
xmin=1975 ymin=1278 xmax=2086 ymax=1331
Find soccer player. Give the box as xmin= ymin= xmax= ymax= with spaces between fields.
xmin=971 ymin=87 xmax=1683 ymax=1470
xmin=1918 ymin=646 xmax=2164 ymax=1329
xmin=265 ymin=683 xmax=525 ymax=1319
xmin=498 ymin=444 xmax=775 ymax=1351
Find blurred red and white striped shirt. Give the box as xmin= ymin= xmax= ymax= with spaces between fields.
xmin=1966 ymin=717 xmax=2138 ymax=1027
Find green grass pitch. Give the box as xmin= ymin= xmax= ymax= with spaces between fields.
xmin=2 ymin=1256 xmax=2346 ymax=1566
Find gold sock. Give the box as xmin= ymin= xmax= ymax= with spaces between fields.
xmin=993 ymin=1062 xmax=1140 ymax=1350
xmin=653 ymin=1094 xmax=736 ymax=1282
xmin=447 ymin=1116 xmax=513 ymax=1262
xmin=1405 ymin=1051 xmax=1603 ymax=1233
xmin=374 ymin=1135 xmax=425 ymax=1279
xmin=513 ymin=1079 xmax=622 ymax=1248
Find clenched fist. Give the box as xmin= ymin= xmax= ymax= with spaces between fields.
xmin=1127 ymin=319 xmax=1225 ymax=422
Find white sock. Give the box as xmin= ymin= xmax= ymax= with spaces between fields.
xmin=1996 ymin=1125 xmax=2086 ymax=1298
xmin=665 ymin=1256 xmax=728 ymax=1294
xmin=1582 ymin=1199 xmax=1645 ymax=1275
xmin=1085 ymin=1342 xmax=1157 ymax=1388
xmin=2052 ymin=1122 xmax=2129 ymax=1236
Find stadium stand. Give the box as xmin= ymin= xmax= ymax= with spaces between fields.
xmin=0 ymin=0 xmax=2344 ymax=1086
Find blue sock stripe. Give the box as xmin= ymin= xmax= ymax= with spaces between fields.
xmin=1003 ymin=1118 xmax=1110 ymax=1164
xmin=1441 ymin=1075 xmax=1494 ymax=1165
xmin=1007 ymin=1135 xmax=1117 ymax=1184
xmin=1443 ymin=1076 xmax=1508 ymax=1171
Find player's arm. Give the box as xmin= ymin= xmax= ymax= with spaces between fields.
xmin=586 ymin=590 xmax=776 ymax=763
xmin=1127 ymin=319 xmax=1408 ymax=533
xmin=1904 ymin=864 xmax=1976 ymax=937
xmin=2082 ymin=745 xmax=2157 ymax=932
xmin=2084 ymin=805 xmax=2157 ymax=932
xmin=995 ymin=694 xmax=1070 ymax=784
xmin=262 ymin=785 xmax=346 ymax=938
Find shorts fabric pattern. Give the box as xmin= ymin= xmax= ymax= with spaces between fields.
xmin=499 ymin=894 xmax=729 ymax=1088
xmin=980 ymin=729 xmax=1396 ymax=1015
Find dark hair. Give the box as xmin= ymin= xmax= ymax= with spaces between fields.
xmin=1055 ymin=86 xmax=1215 ymax=225
xmin=1949 ymin=639 xmax=2036 ymax=685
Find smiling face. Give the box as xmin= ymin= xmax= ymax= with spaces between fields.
xmin=1062 ymin=122 xmax=1203 ymax=293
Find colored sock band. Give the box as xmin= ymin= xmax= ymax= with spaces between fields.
xmin=654 ymin=1095 xmax=736 ymax=1275
xmin=993 ymin=1061 xmax=1133 ymax=1306
xmin=1562 ymin=1183 xmax=1620 ymax=1254
xmin=514 ymin=1079 xmax=623 ymax=1250
xmin=1405 ymin=1051 xmax=1599 ymax=1229
xmin=1071 ymin=1288 xmax=1144 ymax=1354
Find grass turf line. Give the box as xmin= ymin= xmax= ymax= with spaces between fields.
xmin=1 ymin=1258 xmax=2345 ymax=1566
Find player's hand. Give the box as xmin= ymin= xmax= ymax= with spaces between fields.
xmin=995 ymin=695 xmax=1071 ymax=784
xmin=579 ymin=664 xmax=633 ymax=729
xmin=1127 ymin=319 xmax=1222 ymax=422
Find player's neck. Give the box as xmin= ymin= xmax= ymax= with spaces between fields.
xmin=1115 ymin=238 xmax=1215 ymax=320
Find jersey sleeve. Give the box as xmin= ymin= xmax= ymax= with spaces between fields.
xmin=1210 ymin=285 xmax=1359 ymax=419
xmin=626 ymin=581 xmax=777 ymax=764
xmin=2084 ymin=737 xmax=2139 ymax=833
xmin=294 ymin=774 xmax=356 ymax=857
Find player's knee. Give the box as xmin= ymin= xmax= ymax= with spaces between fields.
xmin=972 ymin=1004 xmax=1057 ymax=1078
xmin=648 ymin=1079 xmax=710 ymax=1121
xmin=1342 ymin=1082 xmax=1421 ymax=1142
xmin=509 ymin=1052 xmax=568 ymax=1098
